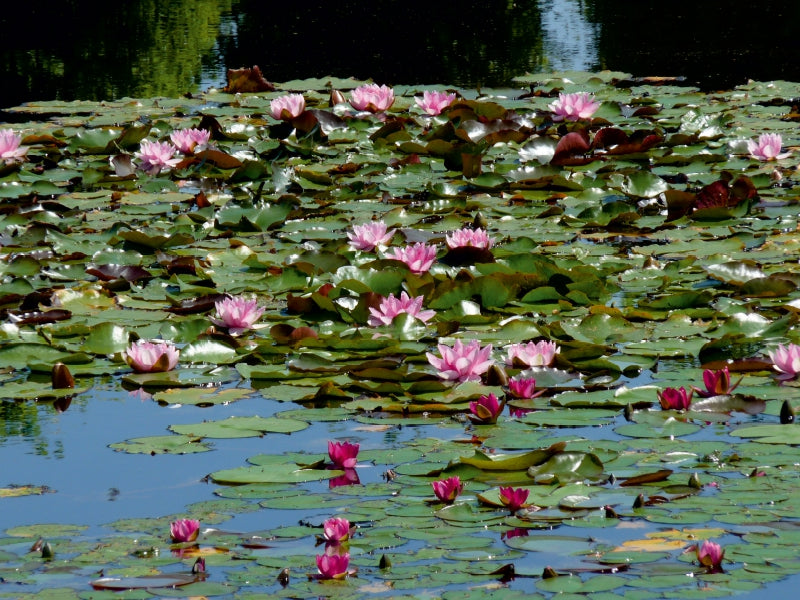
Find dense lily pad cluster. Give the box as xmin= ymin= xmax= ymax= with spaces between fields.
xmin=1 ymin=71 xmax=800 ymax=597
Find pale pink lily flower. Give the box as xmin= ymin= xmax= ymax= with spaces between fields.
xmin=499 ymin=486 xmax=529 ymax=512
xmin=426 ymin=339 xmax=494 ymax=383
xmin=124 ymin=340 xmax=179 ymax=373
xmin=328 ymin=440 xmax=359 ymax=469
xmin=323 ymin=517 xmax=352 ymax=544
xmin=349 ymin=84 xmax=395 ymax=112
xmin=347 ymin=221 xmax=395 ymax=251
xmin=316 ymin=552 xmax=350 ymax=579
xmin=507 ymin=376 xmax=543 ymax=399
xmin=170 ymin=518 xmax=200 ymax=543
xmin=432 ymin=476 xmax=463 ymax=504
xmin=747 ymin=133 xmax=791 ymax=161
xmin=209 ymin=296 xmax=264 ymax=335
xmin=0 ymin=129 xmax=27 ymax=161
xmin=415 ymin=90 xmax=456 ymax=116
xmin=505 ymin=340 xmax=559 ymax=367
xmin=368 ymin=292 xmax=435 ymax=327
xmin=769 ymin=343 xmax=800 ymax=380
xmin=657 ymin=386 xmax=693 ymax=411
xmin=169 ymin=128 xmax=210 ymax=154
xmin=386 ymin=242 xmax=437 ymax=273
xmin=696 ymin=540 xmax=724 ymax=571
xmin=469 ymin=393 xmax=502 ymax=424
xmin=270 ymin=93 xmax=306 ymax=120
xmin=445 ymin=227 xmax=495 ymax=250
xmin=549 ymin=92 xmax=600 ymax=122
xmin=134 ymin=139 xmax=181 ymax=175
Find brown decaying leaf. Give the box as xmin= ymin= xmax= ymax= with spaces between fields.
xmin=223 ymin=65 xmax=275 ymax=93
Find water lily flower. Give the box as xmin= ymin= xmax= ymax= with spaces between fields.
xmin=270 ymin=93 xmax=306 ymax=120
xmin=445 ymin=227 xmax=495 ymax=250
xmin=328 ymin=440 xmax=359 ymax=469
xmin=349 ymin=84 xmax=394 ymax=112
xmin=747 ymin=133 xmax=791 ymax=161
xmin=426 ymin=339 xmax=494 ymax=383
xmin=169 ymin=128 xmax=210 ymax=154
xmin=124 ymin=340 xmax=179 ymax=373
xmin=134 ymin=139 xmax=181 ymax=175
xmin=347 ymin=221 xmax=395 ymax=251
xmin=209 ymin=296 xmax=264 ymax=335
xmin=323 ymin=517 xmax=352 ymax=544
xmin=415 ymin=90 xmax=456 ymax=116
xmin=548 ymin=92 xmax=600 ymax=121
xmin=170 ymin=518 xmax=200 ymax=543
xmin=316 ymin=552 xmax=350 ymax=579
xmin=692 ymin=366 xmax=741 ymax=397
xmin=432 ymin=476 xmax=463 ymax=504
xmin=499 ymin=486 xmax=529 ymax=512
xmin=507 ymin=376 xmax=543 ymax=399
xmin=657 ymin=386 xmax=692 ymax=410
xmin=0 ymin=129 xmax=27 ymax=161
xmin=696 ymin=539 xmax=724 ymax=571
xmin=385 ymin=242 xmax=437 ymax=273
xmin=368 ymin=292 xmax=436 ymax=327
xmin=505 ymin=340 xmax=559 ymax=368
xmin=768 ymin=343 xmax=800 ymax=380
xmin=469 ymin=393 xmax=503 ymax=424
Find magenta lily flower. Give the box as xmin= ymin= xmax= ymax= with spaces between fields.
xmin=507 ymin=376 xmax=543 ymax=399
xmin=747 ymin=133 xmax=791 ymax=161
xmin=134 ymin=139 xmax=181 ymax=175
xmin=316 ymin=552 xmax=350 ymax=579
xmin=124 ymin=340 xmax=179 ymax=373
xmin=768 ymin=343 xmax=800 ymax=380
xmin=0 ymin=129 xmax=27 ymax=161
xmin=499 ymin=486 xmax=529 ymax=512
xmin=445 ymin=227 xmax=495 ymax=250
xmin=506 ymin=340 xmax=559 ymax=368
xmin=169 ymin=128 xmax=210 ymax=154
xmin=692 ymin=367 xmax=741 ymax=397
xmin=426 ymin=339 xmax=494 ymax=383
xmin=367 ymin=292 xmax=436 ymax=327
xmin=657 ymin=386 xmax=693 ymax=410
xmin=349 ymin=84 xmax=394 ymax=112
xmin=170 ymin=518 xmax=200 ymax=543
xmin=347 ymin=221 xmax=395 ymax=251
xmin=385 ymin=242 xmax=437 ymax=273
xmin=323 ymin=517 xmax=352 ymax=544
xmin=415 ymin=90 xmax=456 ymax=116
xmin=696 ymin=539 xmax=724 ymax=571
xmin=270 ymin=93 xmax=306 ymax=120
xmin=432 ymin=476 xmax=463 ymax=504
xmin=328 ymin=440 xmax=359 ymax=469
xmin=548 ymin=92 xmax=600 ymax=121
xmin=468 ymin=393 xmax=503 ymax=424
xmin=209 ymin=296 xmax=264 ymax=335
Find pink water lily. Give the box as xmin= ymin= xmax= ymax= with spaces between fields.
xmin=209 ymin=296 xmax=264 ymax=335
xmin=323 ymin=517 xmax=352 ymax=544
xmin=316 ymin=552 xmax=350 ymax=579
xmin=445 ymin=227 xmax=495 ymax=250
xmin=692 ymin=367 xmax=741 ymax=397
xmin=347 ymin=221 xmax=395 ymax=251
xmin=328 ymin=440 xmax=359 ymax=469
xmin=657 ymin=386 xmax=692 ymax=410
xmin=426 ymin=339 xmax=494 ymax=383
xmin=769 ymin=343 xmax=800 ymax=380
xmin=170 ymin=518 xmax=200 ymax=543
xmin=747 ymin=133 xmax=791 ymax=161
xmin=432 ymin=476 xmax=463 ymax=504
xmin=124 ymin=340 xmax=179 ymax=373
xmin=549 ymin=92 xmax=600 ymax=121
xmin=368 ymin=292 xmax=435 ymax=327
xmin=507 ymin=376 xmax=543 ymax=399
xmin=270 ymin=93 xmax=306 ymax=120
xmin=696 ymin=539 xmax=724 ymax=571
xmin=506 ymin=340 xmax=559 ymax=368
xmin=386 ymin=242 xmax=437 ymax=273
xmin=135 ymin=139 xmax=181 ymax=175
xmin=0 ymin=129 xmax=27 ymax=161
xmin=469 ymin=393 xmax=503 ymax=424
xmin=350 ymin=84 xmax=394 ymax=112
xmin=499 ymin=486 xmax=529 ymax=512
xmin=415 ymin=90 xmax=456 ymax=116
xmin=169 ymin=128 xmax=210 ymax=154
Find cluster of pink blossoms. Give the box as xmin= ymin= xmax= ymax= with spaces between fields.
xmin=445 ymin=227 xmax=495 ymax=250
xmin=169 ymin=128 xmax=210 ymax=154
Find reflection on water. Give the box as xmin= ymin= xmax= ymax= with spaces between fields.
xmin=537 ymin=0 xmax=599 ymax=71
